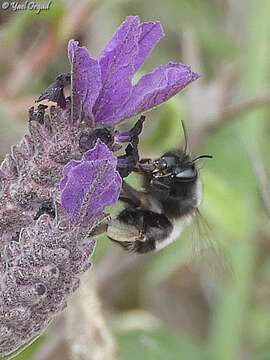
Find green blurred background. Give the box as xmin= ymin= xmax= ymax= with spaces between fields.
xmin=1 ymin=0 xmax=270 ymax=359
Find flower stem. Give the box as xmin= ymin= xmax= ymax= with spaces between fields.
xmin=66 ymin=271 xmax=117 ymax=360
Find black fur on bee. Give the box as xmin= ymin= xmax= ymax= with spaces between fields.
xmin=108 ymin=208 xmax=173 ymax=253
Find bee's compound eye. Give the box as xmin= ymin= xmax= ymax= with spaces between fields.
xmin=176 ymin=168 xmax=196 ymax=179
xmin=157 ymin=158 xmax=167 ymax=170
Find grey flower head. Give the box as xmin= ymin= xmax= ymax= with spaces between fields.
xmin=0 ymin=16 xmax=198 ymax=358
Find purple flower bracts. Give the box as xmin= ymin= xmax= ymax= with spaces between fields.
xmin=68 ymin=16 xmax=199 ymax=126
xmin=68 ymin=41 xmax=102 ymax=124
xmin=60 ymin=140 xmax=122 ymax=224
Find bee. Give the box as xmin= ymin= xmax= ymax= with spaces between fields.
xmin=92 ymin=120 xmax=212 ymax=254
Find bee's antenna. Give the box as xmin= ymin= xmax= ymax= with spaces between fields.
xmin=180 ymin=120 xmax=188 ymax=154
xmin=192 ymin=154 xmax=213 ymax=162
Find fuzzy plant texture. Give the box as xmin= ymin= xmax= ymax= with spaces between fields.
xmin=0 ymin=16 xmax=198 ymax=359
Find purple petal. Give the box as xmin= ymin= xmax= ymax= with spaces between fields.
xmin=82 ymin=138 xmax=116 ymax=163
xmin=134 ymin=21 xmax=164 ymax=72
xmin=93 ymin=17 xmax=164 ymax=125
xmin=66 ymin=18 xmax=199 ymax=127
xmin=86 ymin=172 xmax=122 ymax=220
xmin=93 ymin=16 xmax=140 ymax=124
xmin=59 ymin=160 xmax=80 ymax=192
xmin=60 ymin=140 xmax=122 ymax=224
xmin=83 ymin=172 xmax=121 ymax=220
xmin=109 ymin=63 xmax=200 ymax=124
xmin=68 ymin=40 xmax=102 ymax=124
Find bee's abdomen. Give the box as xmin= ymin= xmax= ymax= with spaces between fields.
xmin=107 ymin=208 xmax=173 ymax=253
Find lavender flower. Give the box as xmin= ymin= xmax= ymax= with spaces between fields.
xmin=0 ymin=106 xmax=119 ymax=359
xmin=0 ymin=16 xmax=198 ymax=358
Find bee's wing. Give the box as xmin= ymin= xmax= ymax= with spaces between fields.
xmin=188 ymin=210 xmax=233 ymax=280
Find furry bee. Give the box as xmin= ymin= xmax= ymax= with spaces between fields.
xmin=93 ymin=121 xmax=212 ymax=254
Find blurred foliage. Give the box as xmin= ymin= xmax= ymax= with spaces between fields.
xmin=1 ymin=0 xmax=270 ymax=359
xmin=117 ymin=329 xmax=207 ymax=360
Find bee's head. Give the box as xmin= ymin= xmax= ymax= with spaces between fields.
xmin=147 ymin=121 xmax=212 ymax=199
xmin=153 ymin=151 xmax=197 ymax=182
xmin=149 ymin=152 xmax=194 ymax=196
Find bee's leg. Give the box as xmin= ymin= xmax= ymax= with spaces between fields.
xmin=89 ymin=181 xmax=145 ymax=237
xmin=149 ymin=179 xmax=171 ymax=198
xmin=107 ymin=207 xmax=173 ymax=254
xmin=137 ymin=158 xmax=156 ymax=173
xmin=89 ymin=214 xmax=111 ymax=237
xmin=119 ymin=181 xmax=145 ymax=207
